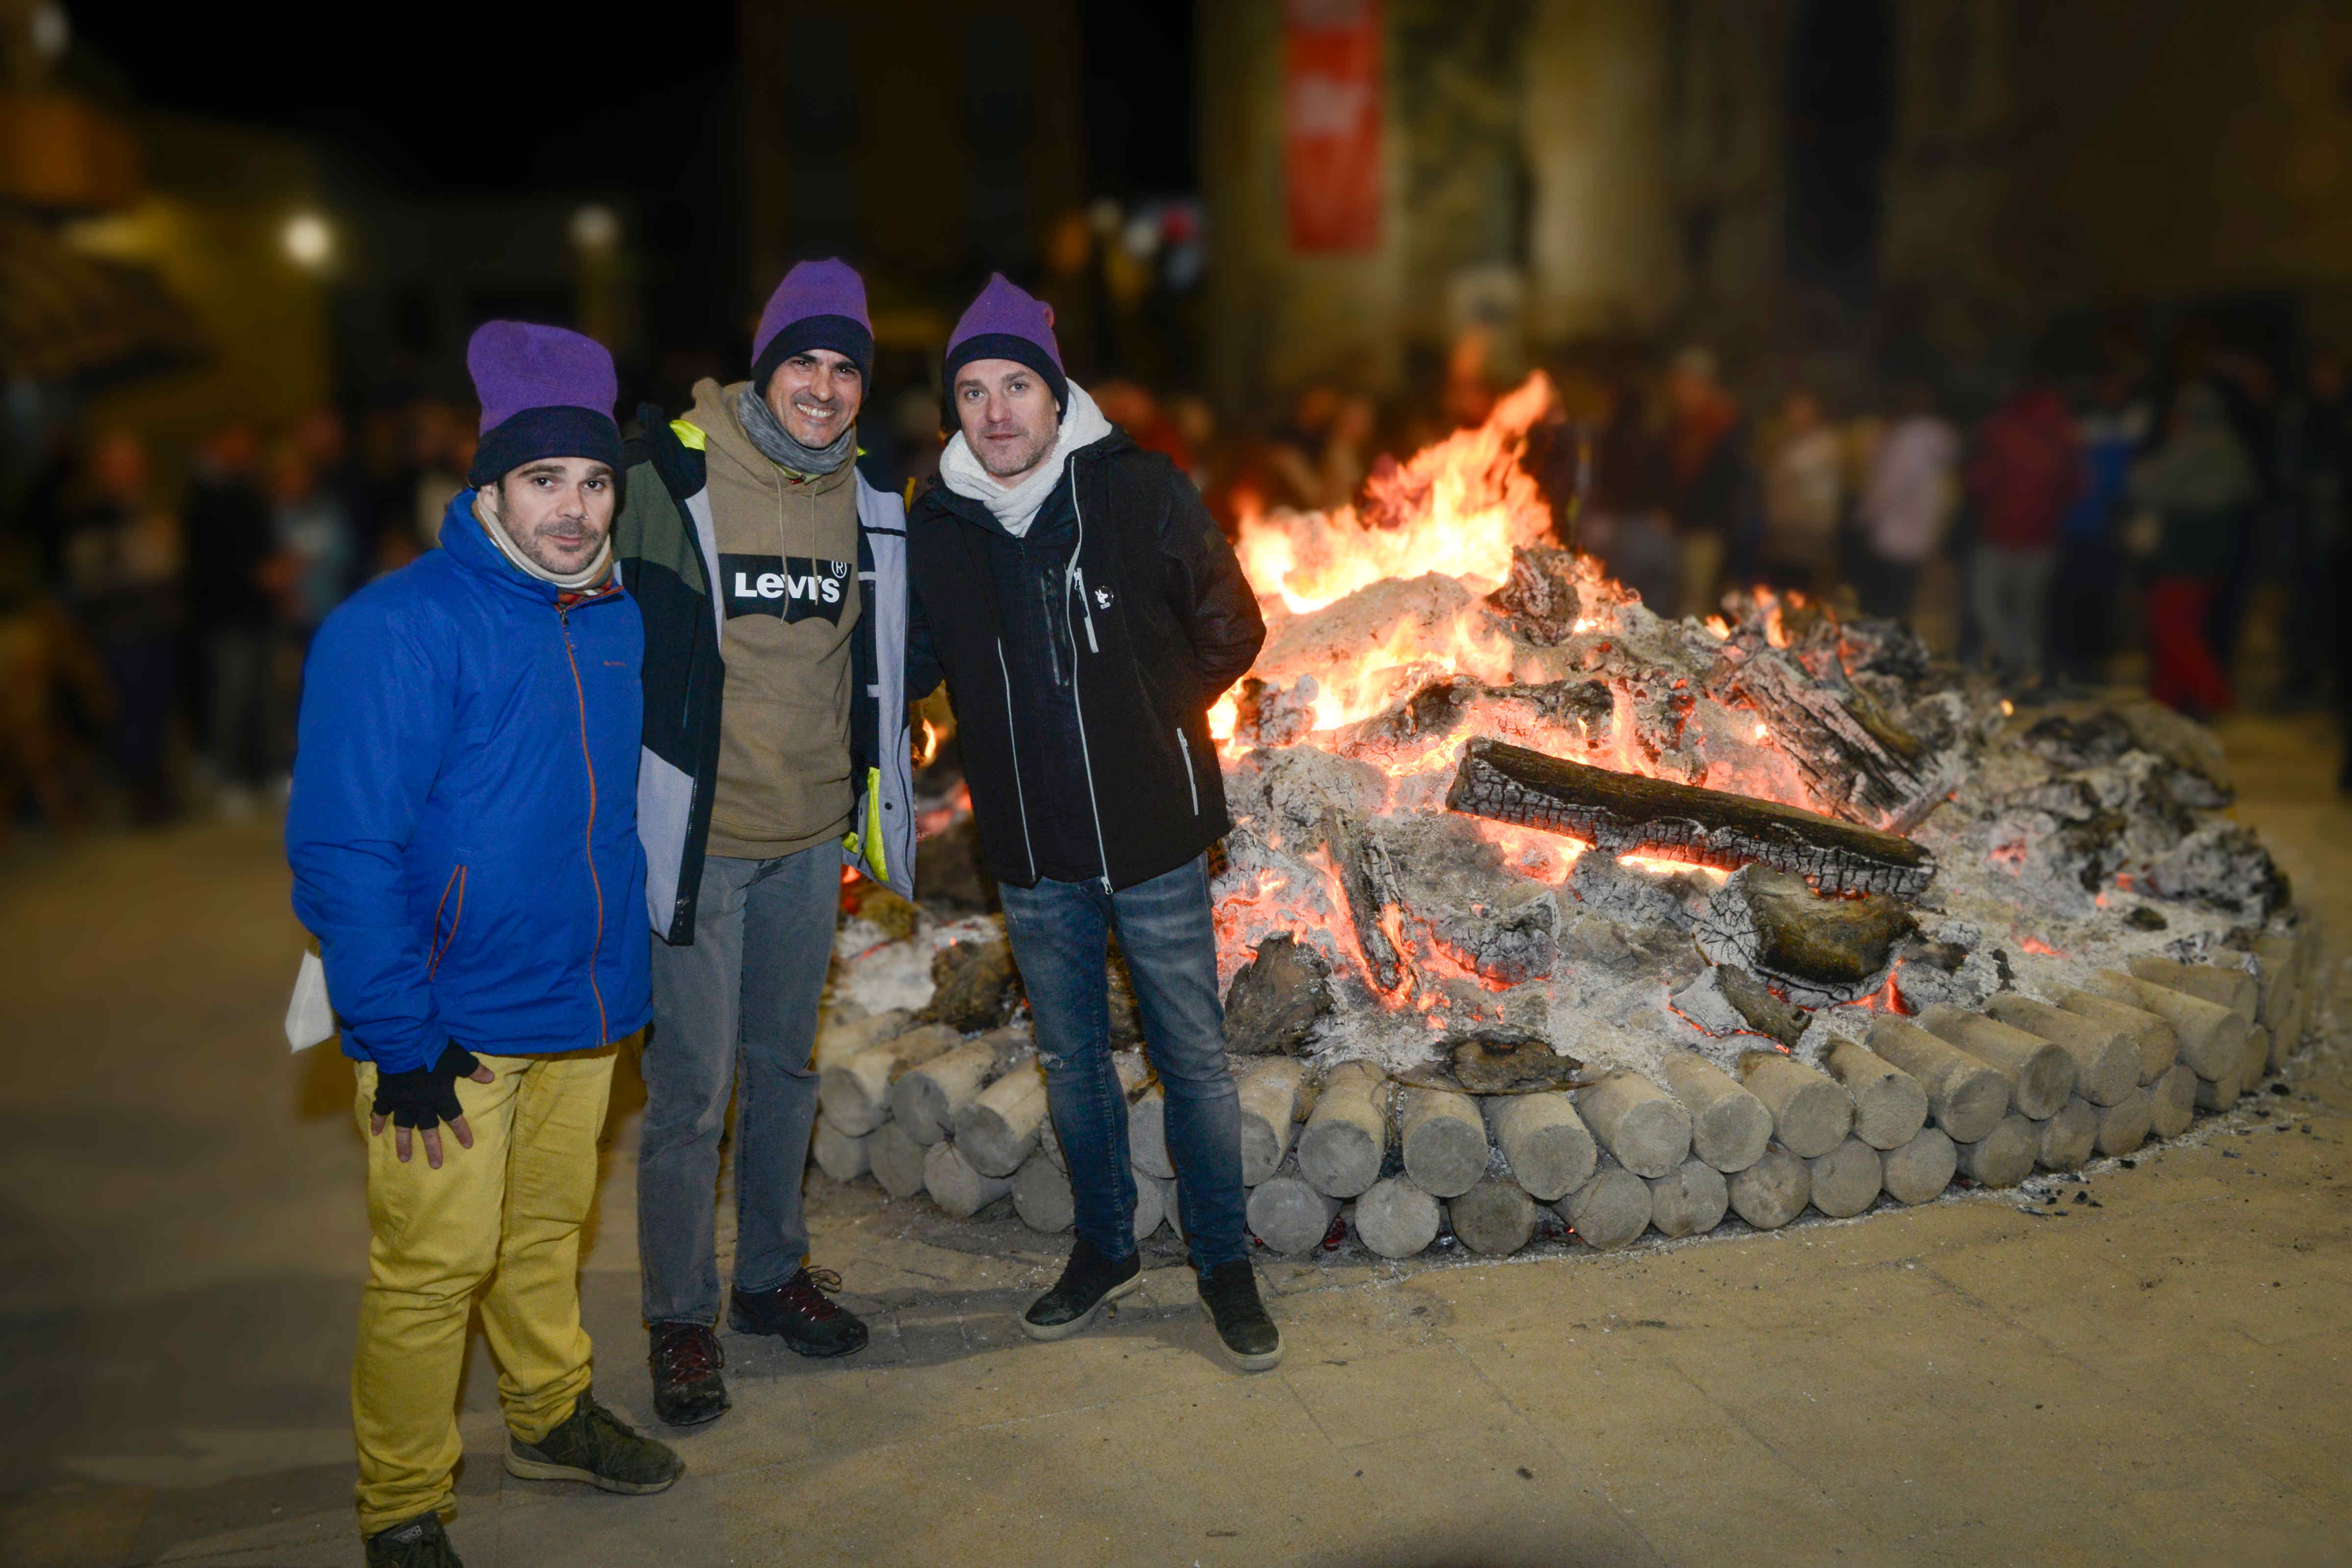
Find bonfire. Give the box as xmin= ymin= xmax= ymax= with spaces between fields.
xmin=818 ymin=374 xmax=2315 ymax=1262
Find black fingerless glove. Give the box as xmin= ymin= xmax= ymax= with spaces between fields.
xmin=371 ymin=1041 xmax=484 ymax=1129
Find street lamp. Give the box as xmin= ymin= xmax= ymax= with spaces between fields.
xmin=282 ymin=212 xmax=333 ymax=271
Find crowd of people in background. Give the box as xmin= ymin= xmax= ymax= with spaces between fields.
xmin=4 ymin=325 xmax=2351 ymax=838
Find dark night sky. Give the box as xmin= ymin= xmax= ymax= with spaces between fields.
xmin=67 ymin=2 xmax=1195 ymax=197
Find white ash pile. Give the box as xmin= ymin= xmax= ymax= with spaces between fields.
xmin=814 ymin=372 xmax=2325 ymax=1260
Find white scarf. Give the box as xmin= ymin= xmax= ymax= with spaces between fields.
xmin=937 ymin=380 xmax=1114 ymax=538
xmin=472 ymin=490 xmax=612 ymax=591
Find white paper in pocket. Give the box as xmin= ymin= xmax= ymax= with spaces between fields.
xmin=285 ymin=948 xmax=336 ymax=1053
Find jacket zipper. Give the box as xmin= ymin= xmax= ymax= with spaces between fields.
xmin=1176 ymin=728 xmax=1200 ymax=815
xmin=559 ymin=603 xmax=611 ymax=1046
xmin=995 ymin=637 xmax=1039 ymax=882
xmin=1063 ymin=470 xmax=1115 ymax=892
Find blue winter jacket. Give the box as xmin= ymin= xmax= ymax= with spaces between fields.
xmin=286 ymin=491 xmax=652 ymax=1072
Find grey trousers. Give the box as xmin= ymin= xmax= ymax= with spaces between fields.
xmin=638 ymin=846 xmax=838 ymax=1325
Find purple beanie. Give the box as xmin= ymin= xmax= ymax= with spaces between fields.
xmin=943 ymin=273 xmax=1067 ymax=412
xmin=465 ymin=320 xmax=621 ymax=487
xmin=751 ymin=258 xmax=874 ymax=392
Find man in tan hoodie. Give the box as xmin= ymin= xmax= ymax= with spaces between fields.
xmin=618 ymin=259 xmax=914 ymax=1427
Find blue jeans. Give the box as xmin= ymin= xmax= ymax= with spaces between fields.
xmin=997 ymin=855 xmax=1248 ymax=1274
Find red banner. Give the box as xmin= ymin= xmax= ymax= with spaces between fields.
xmin=1284 ymin=0 xmax=1382 ymax=254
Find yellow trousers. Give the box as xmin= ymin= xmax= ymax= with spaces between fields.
xmin=350 ymin=1046 xmax=617 ymax=1536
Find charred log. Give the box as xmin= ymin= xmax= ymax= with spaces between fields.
xmin=1711 ymin=645 xmax=1950 ymax=831
xmin=1223 ymin=933 xmax=1334 ymax=1055
xmin=1322 ymin=809 xmax=1411 ymax=992
xmin=1695 ymin=867 xmax=1916 ymax=1005
xmin=1449 ymin=1032 xmax=1589 ymax=1095
xmin=1446 ymin=737 xmax=1936 ymax=899
xmin=919 ymin=939 xmax=1023 ymax=1030
xmin=1484 ymin=545 xmax=1582 ymax=644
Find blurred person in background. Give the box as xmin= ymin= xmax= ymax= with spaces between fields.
xmin=1094 ymin=378 xmax=1198 ymax=476
xmin=1964 ymin=380 xmax=2080 ymax=685
xmin=1166 ymin=393 xmax=1220 ymax=494
xmin=408 ymin=401 xmax=471 ymax=556
xmin=615 ymin=260 xmax=911 ymax=1429
xmin=265 ymin=437 xmax=356 ymax=777
xmin=2277 ymin=351 xmax=2347 ymax=710
xmin=0 ymin=527 xmax=108 ymax=845
xmin=61 ymin=430 xmax=182 ymax=823
xmin=1661 ymin=346 xmax=1749 ymax=621
xmin=1856 ymin=382 xmax=1960 ymax=621
xmin=2130 ymin=380 xmax=2258 ymax=718
xmin=907 ymin=274 xmax=1279 ymax=1371
xmin=1266 ymin=383 xmax=1341 ymax=511
xmin=181 ymin=423 xmax=276 ymax=814
xmin=1759 ymin=389 xmax=1843 ymax=596
xmin=2049 ymin=372 xmax=2151 ymax=688
xmin=295 ymin=408 xmax=372 ymax=599
xmin=1316 ymin=394 xmax=1378 ymax=510
xmin=288 ymin=322 xmax=675 ymax=1568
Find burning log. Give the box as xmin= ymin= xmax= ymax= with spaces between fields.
xmin=1647 ymin=1158 xmax=1731 ymax=1238
xmin=1235 ymin=1057 xmax=1306 ymax=1186
xmin=1354 ymin=1176 xmax=1442 ymax=1258
xmin=1953 ymin=1113 xmax=2037 ymax=1187
xmin=1575 ymin=1069 xmax=1694 ymax=1179
xmin=1657 ymin=1050 xmax=1772 ymax=1174
xmin=1915 ymin=1005 xmax=2077 ymax=1120
xmin=1981 ymin=996 xmax=2140 ymax=1106
xmin=1222 ymin=934 xmax=1333 ymax=1055
xmin=1446 ymin=738 xmax=1936 ymax=899
xmin=1823 ymin=1038 xmax=1928 ymax=1151
xmin=1247 ymin=1170 xmax=1340 ymax=1254
xmin=2032 ymin=1099 xmax=2099 ymax=1171
xmin=1694 ymin=868 xmax=1916 ymax=1005
xmin=1736 ymin=1052 xmax=1854 ymax=1160
xmin=1673 ymin=966 xmax=1808 ymax=1050
xmin=1865 ymin=1017 xmax=2009 ymax=1145
xmin=1323 ymin=809 xmax=1410 ymax=992
xmin=2053 ymin=989 xmax=2180 ymax=1084
xmin=1483 ymin=1092 xmax=1597 ymax=1201
xmin=1710 ymin=642 xmax=1952 ymax=831
xmin=1448 ymin=1176 xmax=1539 ymax=1257
xmin=1728 ymin=1144 xmax=1811 ymax=1229
xmin=1298 ymin=1061 xmax=1388 ymax=1198
xmin=1399 ymin=1088 xmax=1491 ymax=1199
xmin=1013 ymin=1152 xmax=1073 ymax=1233
xmin=1879 ymin=1127 xmax=1957 ymax=1205
xmin=1808 ymin=1137 xmax=1884 ymax=1218
xmin=1561 ymin=1154 xmax=1652 ymax=1250
xmin=2078 ymin=971 xmax=2245 ymax=1081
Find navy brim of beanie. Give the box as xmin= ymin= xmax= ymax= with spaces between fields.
xmin=752 ymin=315 xmax=877 ymax=396
xmin=943 ymin=331 xmax=1068 ymax=415
xmin=468 ymin=407 xmax=625 ymax=489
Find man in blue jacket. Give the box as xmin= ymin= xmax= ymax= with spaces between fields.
xmin=288 ymin=322 xmax=679 ymax=1568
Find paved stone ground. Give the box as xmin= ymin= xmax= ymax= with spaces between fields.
xmin=3 ymin=713 xmax=2350 ymax=1568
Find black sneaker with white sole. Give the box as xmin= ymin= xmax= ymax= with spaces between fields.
xmin=1020 ymin=1237 xmax=1142 ymax=1341
xmin=1199 ymin=1260 xmax=1282 ymax=1372
xmin=504 ymin=1391 xmax=684 ymax=1494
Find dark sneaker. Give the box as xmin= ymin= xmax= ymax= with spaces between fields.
xmin=648 ymin=1321 xmax=730 ymax=1428
xmin=366 ymin=1512 xmax=461 ymax=1568
xmin=729 ymin=1266 xmax=868 ymax=1358
xmin=1020 ymin=1236 xmax=1142 ymax=1342
xmin=1199 ymin=1260 xmax=1282 ymax=1372
xmin=504 ymin=1391 xmax=684 ymax=1494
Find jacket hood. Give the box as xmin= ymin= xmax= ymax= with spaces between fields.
xmin=688 ymin=377 xmax=855 ymax=499
xmin=921 ymin=425 xmax=1135 ymax=542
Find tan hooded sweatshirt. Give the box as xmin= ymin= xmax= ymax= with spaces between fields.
xmin=688 ymin=377 xmax=862 ymax=860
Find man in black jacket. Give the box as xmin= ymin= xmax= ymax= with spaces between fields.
xmin=906 ymin=275 xmax=1278 ymax=1370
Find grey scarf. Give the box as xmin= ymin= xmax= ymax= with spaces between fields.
xmin=736 ymin=387 xmax=856 ymax=476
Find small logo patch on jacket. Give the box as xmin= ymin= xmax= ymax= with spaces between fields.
xmin=719 ymin=553 xmax=852 ymax=624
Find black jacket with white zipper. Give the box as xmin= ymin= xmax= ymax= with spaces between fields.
xmin=906 ymin=429 xmax=1265 ymax=892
